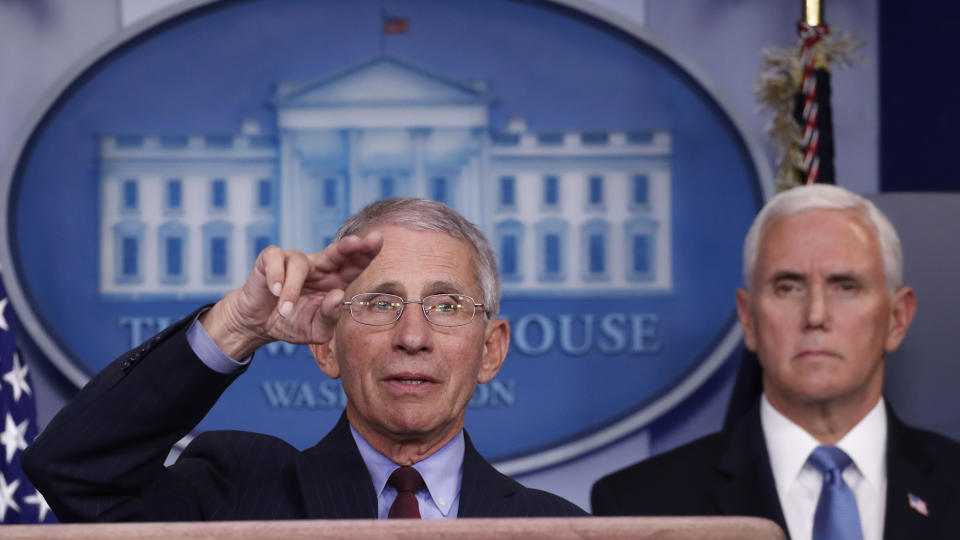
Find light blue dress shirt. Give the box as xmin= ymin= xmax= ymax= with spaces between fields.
xmin=351 ymin=424 xmax=464 ymax=519
xmin=185 ymin=315 xmax=250 ymax=373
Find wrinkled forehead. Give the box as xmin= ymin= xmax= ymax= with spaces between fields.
xmin=758 ymin=208 xmax=882 ymax=264
xmin=352 ymin=224 xmax=481 ymax=294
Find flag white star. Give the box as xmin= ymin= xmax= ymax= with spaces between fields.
xmin=0 ymin=297 xmax=8 ymax=331
xmin=0 ymin=472 xmax=21 ymax=522
xmin=0 ymin=413 xmax=28 ymax=464
xmin=2 ymin=353 xmax=31 ymax=403
xmin=23 ymin=489 xmax=50 ymax=522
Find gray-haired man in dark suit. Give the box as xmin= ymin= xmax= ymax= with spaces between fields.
xmin=592 ymin=184 xmax=960 ymax=539
xmin=25 ymin=197 xmax=584 ymax=521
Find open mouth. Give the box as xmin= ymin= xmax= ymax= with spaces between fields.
xmin=387 ymin=373 xmax=437 ymax=387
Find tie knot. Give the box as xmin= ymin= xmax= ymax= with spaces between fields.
xmin=808 ymin=445 xmax=853 ymax=481
xmin=388 ymin=466 xmax=425 ymax=494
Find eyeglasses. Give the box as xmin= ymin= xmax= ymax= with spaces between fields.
xmin=343 ymin=293 xmax=485 ymax=327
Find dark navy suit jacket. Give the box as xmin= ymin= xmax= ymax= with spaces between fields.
xmin=23 ymin=311 xmax=584 ymax=522
xmin=591 ymin=401 xmax=960 ymax=539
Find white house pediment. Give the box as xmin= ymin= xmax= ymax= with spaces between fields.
xmin=275 ymin=56 xmax=491 ymax=108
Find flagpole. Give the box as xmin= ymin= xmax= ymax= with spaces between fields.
xmin=379 ymin=8 xmax=385 ymax=55
xmin=797 ymin=0 xmax=829 ymax=185
xmin=804 ymin=0 xmax=823 ymax=26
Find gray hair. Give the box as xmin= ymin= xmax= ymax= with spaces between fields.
xmin=743 ymin=184 xmax=903 ymax=293
xmin=334 ymin=197 xmax=501 ymax=318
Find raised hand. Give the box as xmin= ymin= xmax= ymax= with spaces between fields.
xmin=200 ymin=232 xmax=383 ymax=359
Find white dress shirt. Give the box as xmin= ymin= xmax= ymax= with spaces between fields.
xmin=761 ymin=394 xmax=887 ymax=540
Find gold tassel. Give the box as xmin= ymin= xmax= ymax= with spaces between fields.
xmin=755 ymin=31 xmax=864 ymax=191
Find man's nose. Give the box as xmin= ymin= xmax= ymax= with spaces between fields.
xmin=393 ymin=304 xmax=432 ymax=353
xmin=804 ymin=284 xmax=830 ymax=329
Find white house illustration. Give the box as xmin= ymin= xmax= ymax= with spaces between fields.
xmin=98 ymin=55 xmax=671 ymax=299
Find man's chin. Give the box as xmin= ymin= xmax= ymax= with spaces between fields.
xmin=789 ymin=383 xmax=874 ymax=407
xmin=386 ymin=411 xmax=464 ymax=442
xmin=376 ymin=410 xmax=437 ymax=435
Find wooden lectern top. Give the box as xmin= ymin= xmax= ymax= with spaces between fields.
xmin=2 ymin=516 xmax=785 ymax=539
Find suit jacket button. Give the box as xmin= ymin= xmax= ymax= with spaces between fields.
xmin=121 ymin=359 xmax=132 ymax=370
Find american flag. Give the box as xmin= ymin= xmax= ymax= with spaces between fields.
xmin=754 ymin=8 xmax=858 ymax=192
xmin=792 ymin=21 xmax=835 ymax=186
xmin=382 ymin=12 xmax=409 ymax=35
xmin=908 ymin=493 xmax=929 ymax=517
xmin=0 ymin=274 xmax=54 ymax=523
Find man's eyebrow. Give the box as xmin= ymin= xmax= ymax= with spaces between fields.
xmin=362 ymin=280 xmax=471 ymax=297
xmin=425 ymin=280 xmax=470 ymax=295
xmin=770 ymin=270 xmax=805 ymax=282
xmin=826 ymin=273 xmax=861 ymax=283
xmin=365 ymin=281 xmax=403 ymax=295
xmin=768 ymin=271 xmax=863 ymax=284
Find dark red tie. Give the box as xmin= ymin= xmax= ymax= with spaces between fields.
xmin=387 ymin=466 xmax=425 ymax=519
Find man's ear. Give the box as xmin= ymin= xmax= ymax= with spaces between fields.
xmin=310 ymin=339 xmax=341 ymax=379
xmin=885 ymin=286 xmax=917 ymax=353
xmin=477 ymin=319 xmax=509 ymax=384
xmin=736 ymin=288 xmax=758 ymax=352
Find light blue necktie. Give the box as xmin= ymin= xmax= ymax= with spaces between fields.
xmin=808 ymin=446 xmax=864 ymax=540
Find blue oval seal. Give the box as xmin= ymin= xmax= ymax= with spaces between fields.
xmin=0 ymin=0 xmax=770 ymax=474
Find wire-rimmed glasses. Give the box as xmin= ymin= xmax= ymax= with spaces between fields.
xmin=343 ymin=293 xmax=485 ymax=327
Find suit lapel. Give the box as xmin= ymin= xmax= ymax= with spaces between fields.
xmin=294 ymin=420 xmax=512 ymax=518
xmin=709 ymin=403 xmax=789 ymax=533
xmin=882 ymin=408 xmax=944 ymax=540
xmin=295 ymin=413 xmax=378 ymax=519
xmin=456 ymin=431 xmax=518 ymax=517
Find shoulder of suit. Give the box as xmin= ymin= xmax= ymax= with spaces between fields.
xmin=901 ymin=421 xmax=960 ymax=447
xmin=594 ymin=428 xmax=731 ymax=488
xmin=461 ymin=442 xmax=585 ymax=516
xmin=515 ymin=486 xmax=588 ymax=516
xmin=893 ymin=420 xmax=960 ymax=467
xmin=491 ymin=469 xmax=586 ymax=516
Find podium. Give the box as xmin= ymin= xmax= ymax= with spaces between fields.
xmin=3 ymin=516 xmax=785 ymax=539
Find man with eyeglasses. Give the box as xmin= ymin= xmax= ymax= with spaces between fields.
xmin=24 ymin=197 xmax=584 ymax=522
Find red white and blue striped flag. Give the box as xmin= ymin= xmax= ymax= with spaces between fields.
xmin=792 ymin=21 xmax=836 ymax=185
xmin=382 ymin=13 xmax=409 ymax=35
xmin=755 ymin=6 xmax=859 ymax=192
xmin=908 ymin=493 xmax=929 ymax=517
xmin=0 ymin=274 xmax=54 ymax=523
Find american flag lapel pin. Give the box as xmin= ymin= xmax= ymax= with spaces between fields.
xmin=908 ymin=492 xmax=929 ymax=517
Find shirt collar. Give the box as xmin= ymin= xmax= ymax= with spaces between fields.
xmin=761 ymin=394 xmax=887 ymax=494
xmin=835 ymin=397 xmax=887 ymax=493
xmin=349 ymin=424 xmax=465 ymax=517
